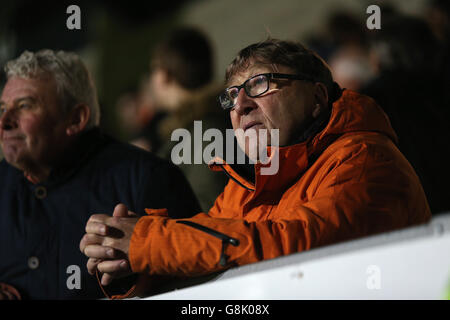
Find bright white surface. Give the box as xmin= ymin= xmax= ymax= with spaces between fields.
xmin=146 ymin=233 xmax=450 ymax=300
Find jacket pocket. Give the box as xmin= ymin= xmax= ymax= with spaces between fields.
xmin=176 ymin=220 xmax=240 ymax=267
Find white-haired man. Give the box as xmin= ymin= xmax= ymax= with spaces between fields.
xmin=0 ymin=50 xmax=200 ymax=299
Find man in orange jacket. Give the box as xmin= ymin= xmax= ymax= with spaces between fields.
xmin=80 ymin=39 xmax=431 ymax=298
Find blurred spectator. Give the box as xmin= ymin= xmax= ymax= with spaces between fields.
xmin=307 ymin=10 xmax=370 ymax=59
xmin=426 ymin=0 xmax=450 ymax=43
xmin=307 ymin=10 xmax=374 ymax=91
xmin=115 ymin=77 xmax=155 ymax=148
xmin=131 ymin=26 xmax=231 ymax=212
xmin=425 ymin=0 xmax=450 ymax=107
xmin=328 ymin=44 xmax=373 ymax=91
xmin=325 ymin=10 xmax=367 ymax=48
xmin=361 ymin=14 xmax=450 ymax=214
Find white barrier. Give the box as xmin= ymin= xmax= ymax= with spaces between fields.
xmin=144 ymin=213 xmax=450 ymax=300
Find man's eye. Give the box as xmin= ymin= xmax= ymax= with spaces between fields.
xmin=229 ymin=89 xmax=239 ymax=99
xmin=253 ymin=77 xmax=265 ymax=85
xmin=19 ymin=103 xmax=31 ymax=110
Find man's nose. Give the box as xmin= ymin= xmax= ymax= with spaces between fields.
xmin=233 ymin=89 xmax=257 ymax=116
xmin=0 ymin=108 xmax=17 ymax=130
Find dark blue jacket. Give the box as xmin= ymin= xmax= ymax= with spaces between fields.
xmin=0 ymin=128 xmax=201 ymax=299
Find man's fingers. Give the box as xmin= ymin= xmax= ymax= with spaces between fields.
xmin=83 ymin=245 xmax=120 ymax=259
xmin=112 ymin=203 xmax=139 ymax=218
xmin=80 ymin=233 xmax=105 ymax=252
xmin=88 ymin=214 xmax=110 ymax=223
xmin=87 ymin=258 xmax=102 ymax=275
xmin=85 ymin=221 xmax=108 ymax=236
xmin=85 ymin=220 xmax=125 ymax=239
xmin=101 ymin=273 xmax=114 ymax=286
xmin=97 ymin=260 xmax=131 ymax=286
xmin=97 ymin=259 xmax=130 ymax=274
xmin=127 ymin=211 xmax=138 ymax=217
xmin=113 ymin=203 xmax=128 ymax=217
xmin=87 ymin=258 xmax=128 ymax=277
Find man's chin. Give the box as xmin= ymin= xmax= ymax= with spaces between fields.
xmin=240 ymin=143 xmax=270 ymax=163
xmin=2 ymin=149 xmax=28 ymax=171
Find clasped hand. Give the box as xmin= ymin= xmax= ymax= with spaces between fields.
xmin=79 ymin=203 xmax=140 ymax=286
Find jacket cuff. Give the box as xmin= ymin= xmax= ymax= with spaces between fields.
xmin=129 ymin=208 xmax=170 ymax=274
xmin=129 ymin=215 xmax=157 ymax=274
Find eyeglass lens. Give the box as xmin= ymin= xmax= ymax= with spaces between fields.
xmin=222 ymin=74 xmax=269 ymax=109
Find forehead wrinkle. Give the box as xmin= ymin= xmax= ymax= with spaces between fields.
xmin=14 ymin=96 xmax=38 ymax=105
xmin=227 ymin=63 xmax=276 ymax=87
xmin=2 ymin=85 xmax=41 ymax=107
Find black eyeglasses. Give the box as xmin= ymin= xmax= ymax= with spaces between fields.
xmin=218 ymin=73 xmax=316 ymax=110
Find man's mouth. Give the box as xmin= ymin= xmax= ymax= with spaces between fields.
xmin=243 ymin=121 xmax=263 ymax=132
xmin=1 ymin=135 xmax=25 ymax=142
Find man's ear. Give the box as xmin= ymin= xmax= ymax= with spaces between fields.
xmin=66 ymin=104 xmax=91 ymax=136
xmin=153 ymin=68 xmax=172 ymax=86
xmin=312 ymin=83 xmax=329 ymax=118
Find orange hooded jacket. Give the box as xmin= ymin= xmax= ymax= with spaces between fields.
xmin=129 ymin=90 xmax=431 ymax=278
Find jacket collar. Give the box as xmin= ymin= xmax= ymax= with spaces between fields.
xmin=21 ymin=128 xmax=108 ymax=186
xmin=210 ymin=137 xmax=313 ymax=201
xmin=210 ymin=90 xmax=397 ymax=198
xmin=208 ymin=117 xmax=325 ymax=199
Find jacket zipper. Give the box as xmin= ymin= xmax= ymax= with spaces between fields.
xmin=176 ymin=220 xmax=240 ymax=267
xmin=219 ymin=164 xmax=254 ymax=191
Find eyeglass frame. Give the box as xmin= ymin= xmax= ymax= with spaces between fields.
xmin=218 ymin=72 xmax=316 ymax=110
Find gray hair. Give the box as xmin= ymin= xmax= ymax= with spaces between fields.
xmin=226 ymin=38 xmax=342 ymax=105
xmin=4 ymin=49 xmax=100 ymax=129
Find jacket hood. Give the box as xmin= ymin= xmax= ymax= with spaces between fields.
xmin=317 ymin=89 xmax=397 ymax=145
xmin=209 ymin=90 xmax=398 ymax=195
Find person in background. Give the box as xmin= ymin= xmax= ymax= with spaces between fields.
xmin=0 ymin=49 xmax=200 ymax=299
xmin=361 ymin=14 xmax=450 ymax=214
xmin=426 ymin=0 xmax=450 ymax=44
xmin=425 ymin=0 xmax=450 ymax=107
xmin=80 ymin=39 xmax=431 ymax=299
xmin=114 ymin=76 xmax=155 ymax=147
xmin=306 ymin=10 xmax=375 ymax=91
xmin=131 ymin=26 xmax=231 ymax=212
